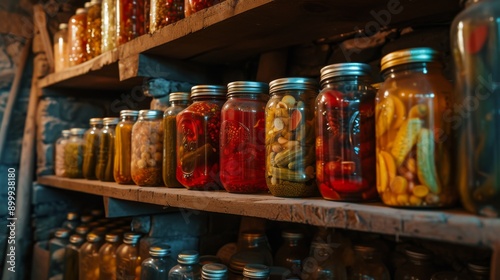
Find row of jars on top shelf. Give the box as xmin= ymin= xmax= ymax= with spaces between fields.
xmin=53 ymin=0 xmax=222 ymax=71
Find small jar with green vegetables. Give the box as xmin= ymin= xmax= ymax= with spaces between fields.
xmin=114 ymin=110 xmax=139 ymax=184
xmin=96 ymin=117 xmax=119 ymax=181
xmin=64 ymin=128 xmax=86 ymax=178
xmin=83 ymin=118 xmax=103 ymax=179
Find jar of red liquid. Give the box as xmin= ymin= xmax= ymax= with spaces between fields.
xmin=315 ymin=63 xmax=377 ymax=201
xmin=176 ymin=85 xmax=226 ymax=190
xmin=220 ymin=81 xmax=269 ymax=193
xmin=117 ymin=0 xmax=145 ymax=45
xmin=184 ymin=0 xmax=215 ymax=17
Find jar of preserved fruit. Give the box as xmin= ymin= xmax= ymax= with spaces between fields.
xmin=394 ymin=247 xmax=436 ymax=280
xmin=316 ymin=63 xmax=377 ymax=201
xmin=80 ymin=232 xmax=104 ymax=280
xmin=220 ymin=81 xmax=269 ymax=193
xmin=95 ymin=117 xmax=118 ymax=181
xmin=117 ymin=0 xmax=145 ymax=45
xmin=55 ymin=129 xmax=70 ymax=177
xmin=184 ymin=0 xmax=215 ymax=17
xmin=350 ymin=244 xmax=389 ymax=280
xmin=68 ymin=8 xmax=88 ymax=66
xmin=49 ymin=228 xmax=70 ymax=279
xmin=301 ymin=241 xmax=347 ymax=280
xmin=202 ymin=263 xmax=228 ymax=280
xmin=140 ymin=245 xmax=176 ymax=279
xmin=274 ymin=230 xmax=308 ymax=278
xmin=169 ymin=250 xmax=202 ymax=280
xmin=376 ymin=48 xmax=456 ymax=207
xmin=54 ymin=23 xmax=68 ymax=72
xmin=163 ymin=92 xmax=191 ymax=188
xmin=266 ymin=78 xmax=318 ymax=197
xmin=116 ymin=232 xmax=142 ymax=280
xmin=101 ymin=0 xmax=116 ymax=52
xmin=131 ymin=110 xmax=164 ymax=186
xmin=242 ymin=264 xmax=270 ymax=280
xmin=229 ymin=232 xmax=273 ymax=279
xmin=98 ymin=233 xmax=121 ymax=280
xmin=83 ymin=118 xmax=103 ymax=179
xmin=150 ymin=0 xmax=184 ymax=33
xmin=65 ymin=128 xmax=86 ymax=178
xmin=114 ymin=110 xmax=139 ymax=184
xmin=64 ymin=234 xmax=85 ymax=280
xmin=176 ymin=85 xmax=226 ymax=190
xmin=87 ymin=0 xmax=102 ymax=58
xmin=451 ymin=0 xmax=500 ymax=217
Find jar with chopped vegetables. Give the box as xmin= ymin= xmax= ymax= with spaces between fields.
xmin=87 ymin=0 xmax=102 ymax=58
xmin=150 ymin=0 xmax=184 ymax=33
xmin=83 ymin=118 xmax=103 ymax=180
xmin=64 ymin=128 xmax=86 ymax=178
xmin=184 ymin=0 xmax=215 ymax=17
xmin=114 ymin=110 xmax=139 ymax=184
xmin=68 ymin=8 xmax=88 ymax=66
xmin=96 ymin=117 xmax=119 ymax=181
xmin=117 ymin=0 xmax=145 ymax=45
xmin=55 ymin=129 xmax=71 ymax=177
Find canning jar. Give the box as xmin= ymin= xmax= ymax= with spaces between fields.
xmin=394 ymin=247 xmax=436 ymax=280
xmin=163 ymin=92 xmax=191 ymax=188
xmin=242 ymin=264 xmax=270 ymax=280
xmin=116 ymin=232 xmax=143 ymax=280
xmin=220 ymin=81 xmax=269 ymax=193
xmin=467 ymin=261 xmax=490 ymax=280
xmin=48 ymin=228 xmax=70 ymax=279
xmin=99 ymin=233 xmax=121 ymax=280
xmin=68 ymin=8 xmax=88 ymax=66
xmin=101 ymin=0 xmax=116 ymax=52
xmin=202 ymin=263 xmax=228 ymax=280
xmin=55 ymin=129 xmax=70 ymax=177
xmin=131 ymin=110 xmax=164 ymax=186
xmin=176 ymin=85 xmax=227 ymax=190
xmin=62 ymin=211 xmax=80 ymax=230
xmin=451 ymin=0 xmax=500 ymax=217
xmin=184 ymin=0 xmax=215 ymax=17
xmin=150 ymin=0 xmax=184 ymax=33
xmin=83 ymin=118 xmax=103 ymax=179
xmin=117 ymin=0 xmax=145 ymax=45
xmin=64 ymin=128 xmax=86 ymax=178
xmin=87 ymin=0 xmax=102 ymax=58
xmin=274 ymin=230 xmax=308 ymax=278
xmin=114 ymin=110 xmax=139 ymax=184
xmin=140 ymin=245 xmax=176 ymax=279
xmin=80 ymin=232 xmax=104 ymax=280
xmin=376 ymin=48 xmax=456 ymax=207
xmin=350 ymin=244 xmax=389 ymax=280
xmin=316 ymin=63 xmax=377 ymax=201
xmin=229 ymin=232 xmax=273 ymax=279
xmin=64 ymin=234 xmax=85 ymax=280
xmin=301 ymin=241 xmax=347 ymax=280
xmin=53 ymin=23 xmax=68 ymax=72
xmin=96 ymin=117 xmax=119 ymax=181
xmin=266 ymin=78 xmax=318 ymax=197
xmin=168 ymin=250 xmax=202 ymax=280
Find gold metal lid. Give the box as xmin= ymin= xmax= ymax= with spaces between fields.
xmin=380 ymin=48 xmax=441 ymax=72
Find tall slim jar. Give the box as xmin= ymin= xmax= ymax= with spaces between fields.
xmin=83 ymin=118 xmax=103 ymax=180
xmin=53 ymin=23 xmax=68 ymax=72
xmin=64 ymin=234 xmax=85 ymax=280
xmin=87 ymin=0 xmax=102 ymax=58
xmin=80 ymin=233 xmax=104 ymax=280
xmin=101 ymin=0 xmax=116 ymax=52
xmin=96 ymin=117 xmax=119 ymax=181
xmin=55 ymin=129 xmax=70 ymax=177
xmin=150 ymin=0 xmax=184 ymax=33
xmin=64 ymin=128 xmax=86 ymax=178
xmin=68 ymin=8 xmax=88 ymax=66
xmin=99 ymin=233 xmax=122 ymax=280
xmin=114 ymin=110 xmax=139 ymax=184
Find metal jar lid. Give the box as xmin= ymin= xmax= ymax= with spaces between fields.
xmin=105 ymin=233 xmax=120 ymax=243
xmin=86 ymin=233 xmax=102 ymax=243
xmin=120 ymin=110 xmax=139 ymax=118
xmin=123 ymin=232 xmax=142 ymax=244
xmin=190 ymin=85 xmax=227 ymax=99
xmin=69 ymin=234 xmax=84 ymax=244
xmin=227 ymin=81 xmax=269 ymax=96
xmin=149 ymin=245 xmax=172 ymax=257
xmin=61 ymin=130 xmax=71 ymax=137
xmin=381 ymin=47 xmax=441 ymax=72
xmin=177 ymin=250 xmax=199 ymax=264
xmin=70 ymin=128 xmax=86 ymax=136
xmin=467 ymin=260 xmax=490 ymax=275
xmin=242 ymin=264 xmax=270 ymax=279
xmin=269 ymin=77 xmax=318 ymax=95
xmin=169 ymin=92 xmax=191 ymax=102
xmin=138 ymin=110 xmax=163 ymax=120
xmin=405 ymin=246 xmax=432 ymax=261
xmin=320 ymin=63 xmax=371 ymax=82
xmin=281 ymin=230 xmax=304 ymax=240
xmin=202 ymin=263 xmax=228 ymax=279
xmin=103 ymin=117 xmax=119 ymax=125
xmin=66 ymin=212 xmax=79 ymax=221
xmin=54 ymin=228 xmax=71 ymax=238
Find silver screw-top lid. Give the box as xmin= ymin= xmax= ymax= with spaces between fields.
xmin=169 ymin=92 xmax=191 ymax=102
xmin=120 ymin=110 xmax=139 ymax=118
xmin=54 ymin=228 xmax=71 ymax=238
xmin=66 ymin=212 xmax=79 ymax=221
xmin=123 ymin=232 xmax=142 ymax=244
xmin=69 ymin=234 xmax=84 ymax=244
xmin=75 ymin=226 xmax=90 ymax=235
xmin=227 ymin=81 xmax=269 ymax=96
xmin=381 ymin=47 xmax=441 ymax=72
xmin=467 ymin=260 xmax=490 ymax=275
xmin=61 ymin=130 xmax=71 ymax=137
xmin=269 ymin=77 xmax=318 ymax=94
xmin=59 ymin=23 xmax=68 ymax=30
xmin=138 ymin=110 xmax=163 ymax=120
xmin=103 ymin=117 xmax=119 ymax=125
xmin=105 ymin=233 xmax=120 ymax=243
xmin=149 ymin=245 xmax=172 ymax=257
xmin=177 ymin=250 xmax=199 ymax=264
xmin=320 ymin=63 xmax=371 ymax=82
xmin=202 ymin=263 xmax=228 ymax=280
xmin=70 ymin=128 xmax=86 ymax=136
xmin=89 ymin=118 xmax=103 ymax=125
xmin=91 ymin=227 xmax=107 ymax=236
xmin=242 ymin=264 xmax=270 ymax=279
xmin=405 ymin=246 xmax=432 ymax=261
xmin=190 ymin=85 xmax=227 ymax=99
xmin=86 ymin=232 xmax=102 ymax=243
xmin=281 ymin=230 xmax=304 ymax=240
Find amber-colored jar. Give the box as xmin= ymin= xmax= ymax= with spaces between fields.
xmin=65 ymin=128 xmax=86 ymax=178
xmin=114 ymin=110 xmax=139 ymax=184
xmin=117 ymin=0 xmax=145 ymax=45
xmin=229 ymin=232 xmax=273 ymax=279
xmin=116 ymin=232 xmax=142 ymax=280
xmin=265 ymin=78 xmax=318 ymax=197
xmin=316 ymin=63 xmax=377 ymax=201
xmin=68 ymin=8 xmax=88 ymax=66
xmin=394 ymin=247 xmax=436 ymax=280
xmin=184 ymin=0 xmax=215 ymax=17
xmin=99 ymin=233 xmax=121 ymax=280
xmin=96 ymin=117 xmax=119 ymax=181
xmin=64 ymin=234 xmax=85 ymax=280
xmin=274 ymin=230 xmax=308 ymax=277
xmin=150 ymin=0 xmax=184 ymax=33
xmin=350 ymin=244 xmax=389 ymax=280
xmin=54 ymin=23 xmax=68 ymax=72
xmin=80 ymin=232 xmax=104 ymax=280
xmin=55 ymin=129 xmax=70 ymax=177
xmin=83 ymin=118 xmax=103 ymax=180
xmin=176 ymin=85 xmax=226 ymax=190
xmin=376 ymin=48 xmax=456 ymax=208
xmin=163 ymin=92 xmax=191 ymax=188
xmin=87 ymin=0 xmax=102 ymax=58
xmin=101 ymin=0 xmax=116 ymax=52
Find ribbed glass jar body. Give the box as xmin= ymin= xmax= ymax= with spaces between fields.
xmin=83 ymin=118 xmax=103 ymax=179
xmin=114 ymin=111 xmax=139 ymax=184
xmin=68 ymin=9 xmax=88 ymax=66
xmin=96 ymin=118 xmax=119 ymax=181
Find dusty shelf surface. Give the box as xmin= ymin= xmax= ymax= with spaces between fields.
xmin=38 ymin=175 xmax=500 ymax=248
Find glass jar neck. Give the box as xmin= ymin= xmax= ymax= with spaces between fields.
xmin=382 ymin=62 xmax=443 ymax=79
xmin=321 ymin=75 xmax=372 ymax=89
xmin=89 ymin=124 xmax=101 ymax=129
xmin=120 ymin=115 xmax=137 ymax=122
xmin=241 ymin=238 xmax=268 ymax=249
xmin=170 ymin=100 xmax=190 ymax=107
xmin=285 ymin=238 xmax=301 ymax=247
xmin=228 ymin=93 xmax=268 ymax=101
xmin=192 ymin=96 xmax=226 ymax=102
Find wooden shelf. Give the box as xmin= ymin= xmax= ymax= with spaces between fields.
xmin=38 ymin=175 xmax=500 ymax=248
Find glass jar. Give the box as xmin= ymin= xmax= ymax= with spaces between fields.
xmin=140 ymin=245 xmax=176 ymax=279
xmin=68 ymin=8 xmax=88 ymax=66
xmin=316 ymin=63 xmax=377 ymax=201
xmin=242 ymin=264 xmax=270 ymax=280
xmin=394 ymin=246 xmax=436 ymax=280
xmin=266 ymin=78 xmax=318 ymax=197
xmin=64 ymin=234 xmax=85 ymax=280
xmin=176 ymin=85 xmax=227 ymax=190
xmin=202 ymin=263 xmax=228 ymax=280
xmin=55 ymin=129 xmax=70 ymax=177
xmin=451 ymin=0 xmax=500 ymax=217
xmin=80 ymin=232 xmax=104 ymax=280
xmin=220 ymin=81 xmax=269 ymax=193
xmin=229 ymin=232 xmax=273 ymax=279
xmin=54 ymin=23 xmax=68 ymax=72
xmin=131 ymin=110 xmax=164 ymax=186
xmin=48 ymin=228 xmax=70 ymax=279
xmin=184 ymin=0 xmax=215 ymax=17
xmin=274 ymin=230 xmax=308 ymax=278
xmin=301 ymin=241 xmax=347 ymax=280
xmin=99 ymin=233 xmax=121 ymax=280
xmin=376 ymin=48 xmax=456 ymax=207
xmin=163 ymin=92 xmax=190 ymax=188
xmin=114 ymin=110 xmax=139 ymax=184
xmin=350 ymin=244 xmax=389 ymax=280
xmin=117 ymin=0 xmax=146 ymax=45
xmin=83 ymin=118 xmax=103 ymax=180
xmin=101 ymin=0 xmax=116 ymax=52
xmin=65 ymin=128 xmax=86 ymax=178
xmin=96 ymin=117 xmax=119 ymax=181
xmin=168 ymin=250 xmax=202 ymax=280
xmin=87 ymin=0 xmax=102 ymax=58
xmin=467 ymin=261 xmax=490 ymax=280
xmin=150 ymin=0 xmax=184 ymax=33
xmin=116 ymin=232 xmax=143 ymax=280
xmin=62 ymin=211 xmax=80 ymax=230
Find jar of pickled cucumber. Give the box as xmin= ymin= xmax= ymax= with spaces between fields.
xmin=265 ymin=78 xmax=318 ymax=197
xmin=68 ymin=8 xmax=88 ymax=66
xmin=117 ymin=0 xmax=145 ymax=45
xmin=163 ymin=92 xmax=191 ymax=188
xmin=116 ymin=232 xmax=143 ymax=280
xmin=65 ymin=128 xmax=86 ymax=178
xmin=101 ymin=0 xmax=116 ymax=52
xmin=376 ymin=48 xmax=456 ymax=208
xmin=83 ymin=118 xmax=103 ymax=180
xmin=54 ymin=23 xmax=68 ymax=72
xmin=96 ymin=117 xmax=119 ymax=181
xmin=87 ymin=0 xmax=102 ymax=58
xmin=80 ymin=232 xmax=104 ymax=280
xmin=176 ymin=85 xmax=227 ymax=190
xmin=316 ymin=63 xmax=377 ymax=201
xmin=114 ymin=110 xmax=139 ymax=184
xmin=99 ymin=233 xmax=122 ymax=280
xmin=131 ymin=110 xmax=164 ymax=186
xmin=55 ymin=129 xmax=70 ymax=177
xmin=184 ymin=0 xmax=215 ymax=17
xmin=150 ymin=0 xmax=184 ymax=33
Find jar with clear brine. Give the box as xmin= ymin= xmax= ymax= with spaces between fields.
xmin=87 ymin=0 xmax=102 ymax=58
xmin=169 ymin=250 xmax=202 ymax=280
xmin=316 ymin=63 xmax=377 ymax=201
xmin=131 ymin=110 xmax=164 ymax=186
xmin=80 ymin=233 xmax=104 ymax=280
xmin=150 ymin=0 xmax=184 ymax=33
xmin=101 ymin=0 xmax=116 ymax=52
xmin=68 ymin=8 xmax=87 ymax=66
xmin=266 ymin=78 xmax=318 ymax=197
xmin=99 ymin=233 xmax=121 ymax=280
xmin=54 ymin=23 xmax=68 ymax=72
xmin=83 ymin=118 xmax=103 ymax=179
xmin=96 ymin=117 xmax=119 ymax=181
xmin=184 ymin=0 xmax=215 ymax=17
xmin=376 ymin=48 xmax=456 ymax=207
xmin=65 ymin=128 xmax=86 ymax=178
xmin=117 ymin=0 xmax=145 ymax=45
xmin=114 ymin=110 xmax=139 ymax=184
xmin=55 ymin=129 xmax=70 ymax=177
xmin=140 ymin=245 xmax=176 ymax=279
xmin=116 ymin=232 xmax=143 ymax=280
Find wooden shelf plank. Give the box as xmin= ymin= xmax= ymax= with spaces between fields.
xmin=37 ymin=175 xmax=500 ymax=248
